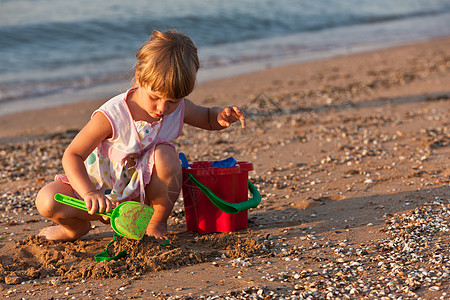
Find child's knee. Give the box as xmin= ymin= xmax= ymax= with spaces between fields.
xmin=154 ymin=145 xmax=181 ymax=178
xmin=36 ymin=185 xmax=56 ymax=217
xmin=35 ymin=182 xmax=70 ymax=218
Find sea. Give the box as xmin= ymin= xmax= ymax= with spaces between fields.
xmin=1 ymin=0 xmax=450 ymax=116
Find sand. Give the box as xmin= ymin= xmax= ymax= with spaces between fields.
xmin=0 ymin=37 xmax=449 ymax=299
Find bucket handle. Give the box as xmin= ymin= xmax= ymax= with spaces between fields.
xmin=186 ymin=173 xmax=261 ymax=214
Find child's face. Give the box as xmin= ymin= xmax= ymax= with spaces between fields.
xmin=137 ymin=86 xmax=183 ymax=120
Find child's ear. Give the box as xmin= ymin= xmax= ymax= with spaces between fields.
xmin=135 ymin=70 xmax=140 ymax=85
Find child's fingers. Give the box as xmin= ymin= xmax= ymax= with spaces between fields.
xmin=97 ymin=196 xmax=113 ymax=213
xmin=219 ymin=106 xmax=246 ymax=128
xmin=97 ymin=198 xmax=108 ymax=213
xmin=233 ymin=107 xmax=246 ymax=128
xmin=84 ymin=194 xmax=106 ymax=214
xmin=84 ymin=198 xmax=96 ymax=215
xmin=224 ymin=106 xmax=232 ymax=117
xmin=239 ymin=115 xmax=246 ymax=128
xmin=105 ymin=199 xmax=113 ymax=213
xmin=230 ymin=106 xmax=246 ymax=128
xmin=88 ymin=200 xmax=98 ymax=215
xmin=98 ymin=198 xmax=112 ymax=213
xmin=218 ymin=108 xmax=231 ymax=127
xmin=218 ymin=118 xmax=231 ymax=127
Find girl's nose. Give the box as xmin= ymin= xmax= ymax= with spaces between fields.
xmin=156 ymin=103 xmax=164 ymax=114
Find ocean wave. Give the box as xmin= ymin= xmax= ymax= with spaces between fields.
xmin=0 ymin=71 xmax=132 ymax=104
xmin=1 ymin=2 xmax=450 ymax=74
xmin=1 ymin=0 xmax=450 ymax=108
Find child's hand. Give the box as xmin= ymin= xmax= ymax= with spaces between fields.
xmin=217 ymin=106 xmax=246 ymax=129
xmin=83 ymin=192 xmax=112 ymax=215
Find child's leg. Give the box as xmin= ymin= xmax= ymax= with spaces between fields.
xmin=145 ymin=144 xmax=182 ymax=238
xmin=35 ymin=181 xmax=102 ymax=241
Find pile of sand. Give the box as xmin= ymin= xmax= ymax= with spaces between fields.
xmin=0 ymin=231 xmax=272 ymax=284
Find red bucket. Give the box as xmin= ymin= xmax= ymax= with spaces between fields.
xmin=182 ymin=161 xmax=256 ymax=233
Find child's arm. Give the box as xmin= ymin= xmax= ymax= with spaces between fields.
xmin=62 ymin=112 xmax=113 ymax=215
xmin=183 ymin=99 xmax=246 ymax=130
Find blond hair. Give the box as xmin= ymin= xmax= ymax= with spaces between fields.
xmin=135 ymin=30 xmax=199 ymax=99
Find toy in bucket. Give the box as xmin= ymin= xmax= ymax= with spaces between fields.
xmin=179 ymin=153 xmax=261 ymax=233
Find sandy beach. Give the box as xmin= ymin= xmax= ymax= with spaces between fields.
xmin=0 ymin=37 xmax=449 ymax=299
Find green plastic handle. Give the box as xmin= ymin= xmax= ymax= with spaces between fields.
xmin=54 ymin=193 xmax=112 ymax=218
xmin=94 ymin=234 xmax=127 ymax=262
xmin=186 ymin=173 xmax=261 ymax=214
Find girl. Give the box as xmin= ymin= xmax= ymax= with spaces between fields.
xmin=35 ymin=30 xmax=245 ymax=241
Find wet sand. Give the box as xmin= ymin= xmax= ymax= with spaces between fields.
xmin=0 ymin=37 xmax=449 ymax=299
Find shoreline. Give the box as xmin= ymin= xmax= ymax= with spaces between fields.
xmin=1 ymin=36 xmax=449 ymax=143
xmin=0 ymin=34 xmax=449 ymax=119
xmin=2 ymin=9 xmax=450 ymax=115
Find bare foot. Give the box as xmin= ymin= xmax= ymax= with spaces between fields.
xmin=38 ymin=224 xmax=90 ymax=242
xmin=146 ymin=221 xmax=168 ymax=239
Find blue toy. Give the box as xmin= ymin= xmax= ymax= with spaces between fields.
xmin=212 ymin=157 xmax=237 ymax=168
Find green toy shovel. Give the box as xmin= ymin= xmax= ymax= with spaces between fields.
xmin=54 ymin=193 xmax=154 ymax=240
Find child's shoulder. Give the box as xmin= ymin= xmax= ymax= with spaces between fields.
xmin=103 ymin=89 xmax=133 ymax=107
xmin=97 ymin=89 xmax=133 ymax=114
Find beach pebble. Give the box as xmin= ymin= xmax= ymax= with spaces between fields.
xmin=4 ymin=274 xmax=21 ymax=285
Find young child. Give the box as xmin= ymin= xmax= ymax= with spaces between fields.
xmin=35 ymin=30 xmax=245 ymax=241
